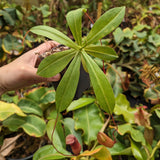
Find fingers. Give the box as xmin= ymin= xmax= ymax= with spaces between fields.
xmin=21 ymin=40 xmax=60 ymax=67
xmin=32 ymin=41 xmax=60 ymax=55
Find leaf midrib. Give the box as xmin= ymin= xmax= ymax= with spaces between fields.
xmin=23 ymin=123 xmax=42 ymax=135
xmin=85 ymin=48 xmax=117 ymax=57
xmin=57 ymin=54 xmax=80 ymax=111
xmin=85 ymin=54 xmax=112 ymax=113
xmin=86 ymin=8 xmax=124 ymax=44
xmin=38 ymin=50 xmax=75 ymax=75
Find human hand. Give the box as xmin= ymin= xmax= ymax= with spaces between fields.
xmin=0 ymin=41 xmax=61 ymax=95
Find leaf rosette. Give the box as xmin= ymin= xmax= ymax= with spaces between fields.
xmin=30 ymin=7 xmax=126 ymax=114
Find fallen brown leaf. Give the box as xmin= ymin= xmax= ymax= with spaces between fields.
xmin=0 ymin=133 xmax=22 ymax=157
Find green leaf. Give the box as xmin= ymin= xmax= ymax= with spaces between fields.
xmin=67 ymin=97 xmax=95 ymax=112
xmin=1 ymin=92 xmax=19 ymax=104
xmin=123 ymin=27 xmax=134 ymax=39
xmin=114 ymin=94 xmax=137 ymax=123
xmin=33 ymin=145 xmax=68 ymax=160
xmin=40 ymin=4 xmax=51 ymax=18
xmin=108 ymin=142 xmax=132 ymax=156
xmin=39 ymin=90 xmax=55 ymax=104
xmin=85 ymin=45 xmax=118 ymax=61
xmin=113 ymin=27 xmax=124 ymax=45
xmin=133 ymin=24 xmax=151 ymax=31
xmin=0 ymin=10 xmax=15 ymax=25
xmin=3 ymin=114 xmax=26 ymax=131
xmin=118 ymin=123 xmax=146 ymax=145
xmin=106 ymin=65 xmax=123 ymax=97
xmin=37 ymin=49 xmax=76 ymax=77
xmin=47 ymin=119 xmax=66 ymax=151
xmin=74 ymin=103 xmax=103 ymax=145
xmin=155 ymin=108 xmax=160 ymax=118
xmin=22 ymin=115 xmax=46 ymax=137
xmin=3 ymin=114 xmax=46 ymax=137
xmin=25 ymin=87 xmax=47 ymax=103
xmin=30 ymin=25 xmax=79 ymax=49
xmin=0 ymin=101 xmax=26 ymax=121
xmin=2 ymin=34 xmax=24 ymax=55
xmin=130 ymin=139 xmax=147 ymax=160
xmin=56 ymin=54 xmax=81 ymax=112
xmin=66 ymin=8 xmax=86 ymax=45
xmin=82 ymin=52 xmax=115 ymax=114
xmin=18 ymin=98 xmax=43 ymax=116
xmin=46 ymin=107 xmax=59 ymax=120
xmin=84 ymin=7 xmax=125 ymax=46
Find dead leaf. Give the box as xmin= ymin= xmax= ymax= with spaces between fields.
xmin=0 ymin=134 xmax=22 ymax=157
xmin=134 ymin=106 xmax=152 ymax=129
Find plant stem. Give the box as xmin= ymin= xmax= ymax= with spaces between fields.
xmin=51 ymin=113 xmax=73 ymax=157
xmin=149 ymin=140 xmax=160 ymax=159
xmin=100 ymin=115 xmax=111 ymax=132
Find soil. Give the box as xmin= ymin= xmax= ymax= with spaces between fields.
xmin=5 ymin=133 xmax=50 ymax=160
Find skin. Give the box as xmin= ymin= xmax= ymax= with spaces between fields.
xmin=0 ymin=41 xmax=61 ymax=95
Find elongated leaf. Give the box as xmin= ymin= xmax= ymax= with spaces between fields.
xmin=18 ymin=98 xmax=43 ymax=116
xmin=155 ymin=107 xmax=160 ymax=118
xmin=66 ymin=8 xmax=86 ymax=45
xmin=0 ymin=10 xmax=15 ymax=25
xmin=84 ymin=7 xmax=125 ymax=46
xmin=3 ymin=114 xmax=46 ymax=137
xmin=3 ymin=114 xmax=27 ymax=131
xmin=37 ymin=49 xmax=76 ymax=77
xmin=130 ymin=139 xmax=147 ymax=160
xmin=74 ymin=103 xmax=103 ymax=145
xmin=85 ymin=45 xmax=118 ymax=61
xmin=67 ymin=97 xmax=95 ymax=112
xmin=33 ymin=145 xmax=68 ymax=160
xmin=30 ymin=25 xmax=79 ymax=49
xmin=40 ymin=90 xmax=56 ymax=104
xmin=0 ymin=101 xmax=26 ymax=121
xmin=56 ymin=54 xmax=81 ymax=112
xmin=25 ymin=87 xmax=47 ymax=102
xmin=22 ymin=115 xmax=46 ymax=137
xmin=82 ymin=52 xmax=115 ymax=114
